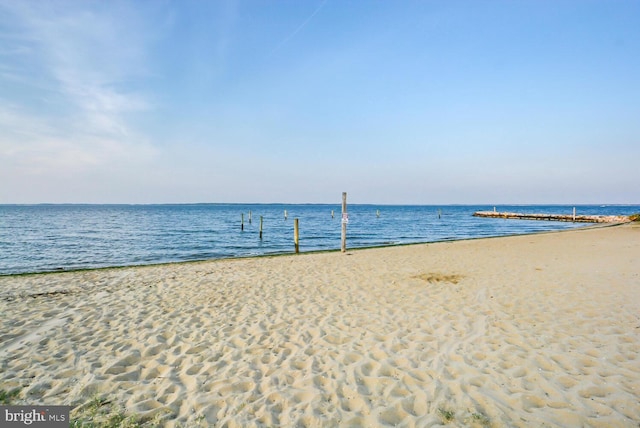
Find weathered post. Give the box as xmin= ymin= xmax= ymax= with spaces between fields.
xmin=249 ymin=210 xmax=252 ymax=224
xmin=573 ymin=207 xmax=576 ymax=222
xmin=331 ymin=210 xmax=334 ymax=219
xmin=294 ymin=218 xmax=299 ymax=253
xmin=341 ymin=192 xmax=347 ymax=253
xmin=376 ymin=209 xmax=380 ymax=218
xmin=259 ymin=216 xmax=263 ymax=239
xmin=241 ymin=213 xmax=244 ymax=231
xmin=284 ymin=209 xmax=288 ymax=220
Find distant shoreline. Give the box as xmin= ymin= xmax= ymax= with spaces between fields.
xmin=2 ymin=202 xmax=640 ymax=207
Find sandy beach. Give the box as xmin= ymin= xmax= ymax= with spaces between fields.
xmin=1 ymin=223 xmax=638 ymax=427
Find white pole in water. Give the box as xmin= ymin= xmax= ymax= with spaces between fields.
xmin=573 ymin=207 xmax=576 ymax=222
xmin=284 ymin=210 xmax=288 ymax=220
xmin=341 ymin=192 xmax=347 ymax=253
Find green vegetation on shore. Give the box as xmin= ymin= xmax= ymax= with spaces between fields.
xmin=0 ymin=389 xmax=160 ymax=427
xmin=70 ymin=396 xmax=144 ymax=428
xmin=0 ymin=387 xmax=495 ymax=427
xmin=0 ymin=388 xmax=21 ymax=405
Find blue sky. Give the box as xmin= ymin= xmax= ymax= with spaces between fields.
xmin=1 ymin=0 xmax=639 ymax=204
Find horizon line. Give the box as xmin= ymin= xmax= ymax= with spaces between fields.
xmin=1 ymin=202 xmax=638 ymax=207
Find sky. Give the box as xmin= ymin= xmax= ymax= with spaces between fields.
xmin=1 ymin=0 xmax=639 ymax=205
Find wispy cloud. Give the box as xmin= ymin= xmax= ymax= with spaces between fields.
xmin=0 ymin=0 xmax=157 ymax=176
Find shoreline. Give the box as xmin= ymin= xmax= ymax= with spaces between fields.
xmin=1 ymin=223 xmax=639 ymax=426
xmin=0 ymin=222 xmax=615 ymax=279
xmin=3 ymin=204 xmax=637 ymax=277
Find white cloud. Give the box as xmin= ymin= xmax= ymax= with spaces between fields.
xmin=0 ymin=0 xmax=158 ymax=184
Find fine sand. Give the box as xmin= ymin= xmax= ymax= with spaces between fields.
xmin=1 ymin=224 xmax=639 ymax=427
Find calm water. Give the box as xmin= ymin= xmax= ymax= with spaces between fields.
xmin=0 ymin=204 xmax=637 ymax=275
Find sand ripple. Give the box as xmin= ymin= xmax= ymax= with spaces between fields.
xmin=1 ymin=224 xmax=639 ymax=427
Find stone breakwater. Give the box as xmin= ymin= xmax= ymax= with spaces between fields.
xmin=473 ymin=211 xmax=631 ymax=223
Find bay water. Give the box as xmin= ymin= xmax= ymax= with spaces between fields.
xmin=0 ymin=204 xmax=637 ymax=275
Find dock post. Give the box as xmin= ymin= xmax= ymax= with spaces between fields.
xmin=260 ymin=216 xmax=263 ymax=239
xmin=341 ymin=192 xmax=347 ymax=253
xmin=241 ymin=213 xmax=244 ymax=231
xmin=294 ymin=218 xmax=299 ymax=253
xmin=284 ymin=209 xmax=288 ymax=220
xmin=249 ymin=210 xmax=252 ymax=224
xmin=331 ymin=210 xmax=334 ymax=219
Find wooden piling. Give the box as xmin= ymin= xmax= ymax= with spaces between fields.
xmin=331 ymin=210 xmax=334 ymax=219
xmin=259 ymin=216 xmax=263 ymax=239
xmin=341 ymin=192 xmax=347 ymax=253
xmin=241 ymin=213 xmax=244 ymax=231
xmin=294 ymin=218 xmax=299 ymax=253
xmin=249 ymin=211 xmax=252 ymax=224
xmin=284 ymin=210 xmax=288 ymax=220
